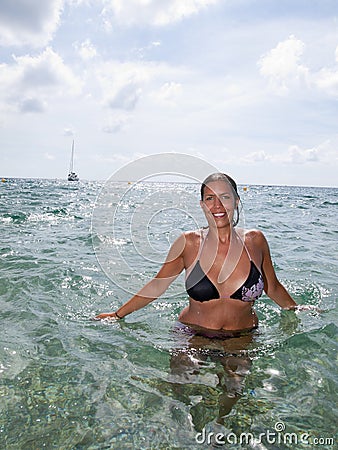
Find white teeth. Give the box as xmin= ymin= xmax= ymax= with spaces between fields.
xmin=213 ymin=213 xmax=225 ymax=217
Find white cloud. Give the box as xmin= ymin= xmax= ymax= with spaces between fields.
xmin=102 ymin=112 xmax=131 ymax=133
xmin=74 ymin=39 xmax=98 ymax=60
xmin=228 ymin=141 xmax=335 ymax=167
xmin=253 ymin=141 xmax=336 ymax=167
xmin=241 ymin=150 xmax=270 ymax=164
xmin=0 ymin=47 xmax=83 ymax=113
xmin=108 ymin=81 xmax=142 ymax=110
xmin=258 ymin=35 xmax=309 ymax=94
xmin=288 ymin=145 xmax=319 ymax=164
xmin=314 ymin=67 xmax=338 ymax=97
xmin=286 ymin=140 xmax=338 ymax=165
xmin=19 ymin=97 xmax=46 ymax=113
xmin=258 ymin=36 xmax=338 ymax=98
xmin=130 ymin=40 xmax=162 ymax=60
xmin=0 ymin=0 xmax=63 ymax=47
xmin=153 ymin=82 xmax=182 ymax=106
xmin=63 ymin=128 xmax=75 ymax=136
xmin=95 ymin=59 xmax=188 ymax=111
xmin=16 ymin=48 xmax=82 ymax=93
xmin=101 ymin=0 xmax=220 ymax=27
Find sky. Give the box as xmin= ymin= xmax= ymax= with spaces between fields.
xmin=0 ymin=0 xmax=338 ymax=187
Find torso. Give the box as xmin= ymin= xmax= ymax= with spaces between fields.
xmin=179 ymin=228 xmax=264 ymax=331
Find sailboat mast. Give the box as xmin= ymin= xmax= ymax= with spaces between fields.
xmin=69 ymin=140 xmax=74 ymax=173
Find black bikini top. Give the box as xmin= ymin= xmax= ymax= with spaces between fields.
xmin=185 ymin=230 xmax=264 ymax=303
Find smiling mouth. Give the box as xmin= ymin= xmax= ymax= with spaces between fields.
xmin=212 ymin=212 xmax=226 ymax=218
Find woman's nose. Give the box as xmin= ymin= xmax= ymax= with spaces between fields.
xmin=214 ymin=197 xmax=223 ymax=207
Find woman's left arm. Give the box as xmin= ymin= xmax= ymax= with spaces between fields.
xmin=256 ymin=230 xmax=298 ymax=310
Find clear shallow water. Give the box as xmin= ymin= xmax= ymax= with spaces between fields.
xmin=0 ymin=179 xmax=337 ymax=449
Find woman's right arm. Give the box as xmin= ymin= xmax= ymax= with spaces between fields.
xmin=94 ymin=233 xmax=187 ymax=320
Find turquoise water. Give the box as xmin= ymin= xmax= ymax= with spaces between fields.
xmin=0 ymin=179 xmax=337 ymax=449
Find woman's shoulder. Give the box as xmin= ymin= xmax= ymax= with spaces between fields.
xmin=170 ymin=229 xmax=202 ymax=252
xmin=240 ymin=228 xmax=269 ymax=261
xmin=183 ymin=228 xmax=205 ymax=238
xmin=182 ymin=228 xmax=204 ymax=245
xmin=241 ymin=228 xmax=267 ymax=246
xmin=168 ymin=229 xmax=203 ymax=262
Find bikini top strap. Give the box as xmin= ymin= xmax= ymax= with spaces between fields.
xmin=196 ymin=228 xmax=208 ymax=260
xmin=244 ymin=243 xmax=253 ymax=261
xmin=235 ymin=229 xmax=252 ymax=262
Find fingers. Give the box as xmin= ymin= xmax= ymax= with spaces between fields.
xmin=92 ymin=312 xmax=118 ymax=321
xmin=296 ymin=305 xmax=323 ymax=313
xmin=284 ymin=305 xmax=322 ymax=313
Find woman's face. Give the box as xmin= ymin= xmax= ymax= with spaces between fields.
xmin=200 ymin=180 xmax=238 ymax=228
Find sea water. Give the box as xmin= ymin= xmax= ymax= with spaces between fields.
xmin=0 ymin=179 xmax=337 ymax=449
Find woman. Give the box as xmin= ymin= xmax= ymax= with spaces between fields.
xmin=95 ymin=172 xmax=300 ymax=331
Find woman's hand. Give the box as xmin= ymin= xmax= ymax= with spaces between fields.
xmin=93 ymin=312 xmax=120 ymax=321
xmin=284 ymin=304 xmax=322 ymax=312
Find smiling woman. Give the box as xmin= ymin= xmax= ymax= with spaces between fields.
xmin=94 ymin=172 xmax=306 ymax=332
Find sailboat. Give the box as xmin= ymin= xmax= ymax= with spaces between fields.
xmin=67 ymin=140 xmax=79 ymax=181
